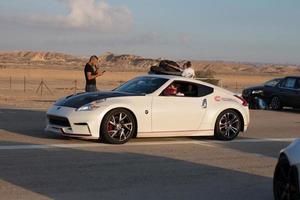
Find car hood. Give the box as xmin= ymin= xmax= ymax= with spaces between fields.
xmin=55 ymin=91 xmax=145 ymax=109
xmin=244 ymin=85 xmax=265 ymax=91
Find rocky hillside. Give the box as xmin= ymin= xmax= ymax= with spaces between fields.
xmin=0 ymin=51 xmax=84 ymax=63
xmin=189 ymin=61 xmax=300 ymax=74
xmin=98 ymin=52 xmax=159 ymax=70
xmin=0 ymin=51 xmax=299 ymax=74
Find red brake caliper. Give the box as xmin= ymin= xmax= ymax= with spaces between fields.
xmin=108 ymin=123 xmax=113 ymax=133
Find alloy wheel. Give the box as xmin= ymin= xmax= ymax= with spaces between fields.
xmin=106 ymin=112 xmax=133 ymax=142
xmin=218 ymin=112 xmax=240 ymax=139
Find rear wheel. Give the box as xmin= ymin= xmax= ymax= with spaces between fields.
xmin=271 ymin=96 xmax=282 ymax=110
xmin=214 ymin=110 xmax=242 ymax=141
xmin=273 ymin=155 xmax=300 ymax=200
xmin=100 ymin=108 xmax=136 ymax=144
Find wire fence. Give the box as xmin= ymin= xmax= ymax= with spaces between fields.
xmin=0 ymin=76 xmax=86 ymax=96
xmin=0 ymin=76 xmax=247 ymax=96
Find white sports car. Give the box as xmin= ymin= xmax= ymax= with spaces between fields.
xmin=46 ymin=75 xmax=250 ymax=144
xmin=273 ymin=139 xmax=300 ymax=200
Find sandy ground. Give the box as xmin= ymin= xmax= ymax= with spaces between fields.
xmin=0 ymin=68 xmax=280 ymax=109
xmin=0 ymin=68 xmax=144 ymax=108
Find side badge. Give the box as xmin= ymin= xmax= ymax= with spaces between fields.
xmin=202 ymin=99 xmax=207 ymax=108
xmin=214 ymin=96 xmax=221 ymax=102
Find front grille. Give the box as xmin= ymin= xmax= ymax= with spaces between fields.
xmin=47 ymin=115 xmax=71 ymax=127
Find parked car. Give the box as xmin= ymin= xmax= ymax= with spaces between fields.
xmin=243 ymin=76 xmax=300 ymax=110
xmin=273 ymin=139 xmax=300 ymax=200
xmin=46 ymin=75 xmax=250 ymax=144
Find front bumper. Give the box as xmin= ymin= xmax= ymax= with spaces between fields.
xmin=45 ymin=106 xmax=102 ymax=138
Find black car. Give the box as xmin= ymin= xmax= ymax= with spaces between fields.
xmin=242 ymin=76 xmax=300 ymax=110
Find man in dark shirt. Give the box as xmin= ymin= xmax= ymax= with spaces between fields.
xmin=84 ymin=55 xmax=104 ymax=92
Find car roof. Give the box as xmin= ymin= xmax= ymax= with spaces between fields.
xmin=141 ymin=74 xmax=189 ymax=80
xmin=139 ymin=74 xmax=207 ymax=83
xmin=284 ymin=76 xmax=300 ymax=79
xmin=138 ymin=74 xmax=220 ymax=89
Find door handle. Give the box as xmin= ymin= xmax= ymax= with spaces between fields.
xmin=202 ymin=99 xmax=207 ymax=108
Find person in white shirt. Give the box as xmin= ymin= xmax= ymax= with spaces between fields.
xmin=182 ymin=61 xmax=195 ymax=79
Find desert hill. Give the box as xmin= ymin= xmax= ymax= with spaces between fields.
xmin=0 ymin=51 xmax=83 ymax=63
xmin=0 ymin=51 xmax=299 ymax=75
xmin=98 ymin=52 xmax=160 ymax=70
xmin=189 ymin=61 xmax=300 ymax=74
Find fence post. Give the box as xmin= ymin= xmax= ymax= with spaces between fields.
xmin=219 ymin=79 xmax=223 ymax=87
xmin=9 ymin=76 xmax=12 ymax=90
xmin=36 ymin=78 xmax=52 ymax=96
xmin=24 ymin=76 xmax=26 ymax=92
xmin=235 ymin=81 xmax=238 ymax=92
xmin=74 ymin=80 xmax=77 ymax=94
xmin=41 ymin=78 xmax=43 ymax=96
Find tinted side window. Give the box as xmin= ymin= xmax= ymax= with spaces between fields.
xmin=281 ymin=78 xmax=297 ymax=89
xmin=161 ymin=81 xmax=199 ymax=97
xmin=296 ymin=79 xmax=300 ymax=89
xmin=198 ymin=84 xmax=214 ymax=97
xmin=161 ymin=81 xmax=214 ymax=97
xmin=265 ymin=79 xmax=281 ymax=87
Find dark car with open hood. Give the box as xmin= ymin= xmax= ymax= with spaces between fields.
xmin=242 ymin=76 xmax=300 ymax=110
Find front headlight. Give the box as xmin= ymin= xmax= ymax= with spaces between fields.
xmin=252 ymin=90 xmax=263 ymax=94
xmin=76 ymin=99 xmax=106 ymax=111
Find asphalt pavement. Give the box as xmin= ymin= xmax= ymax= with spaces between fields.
xmin=0 ymin=108 xmax=299 ymax=200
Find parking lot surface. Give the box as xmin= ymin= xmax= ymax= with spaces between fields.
xmin=0 ymin=108 xmax=299 ymax=200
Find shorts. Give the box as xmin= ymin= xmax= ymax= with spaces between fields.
xmin=85 ymin=84 xmax=98 ymax=92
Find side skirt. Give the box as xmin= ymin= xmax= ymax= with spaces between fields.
xmin=137 ymin=130 xmax=214 ymax=138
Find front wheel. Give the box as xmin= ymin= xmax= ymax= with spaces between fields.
xmin=100 ymin=108 xmax=136 ymax=144
xmin=214 ymin=110 xmax=242 ymax=141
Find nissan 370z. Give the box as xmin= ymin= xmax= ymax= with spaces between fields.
xmin=46 ymin=75 xmax=250 ymax=144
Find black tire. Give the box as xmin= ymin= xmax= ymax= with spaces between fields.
xmin=271 ymin=96 xmax=282 ymax=110
xmin=100 ymin=108 xmax=136 ymax=144
xmin=214 ymin=110 xmax=242 ymax=141
xmin=273 ymin=155 xmax=300 ymax=200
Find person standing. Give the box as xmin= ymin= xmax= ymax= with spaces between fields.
xmin=84 ymin=55 xmax=105 ymax=92
xmin=182 ymin=61 xmax=195 ymax=79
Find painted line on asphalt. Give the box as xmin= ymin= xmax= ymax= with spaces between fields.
xmin=0 ymin=141 xmax=214 ymax=150
xmin=131 ymin=140 xmax=217 ymax=147
xmin=0 ymin=137 xmax=296 ymax=150
xmin=0 ymin=143 xmax=106 ymax=150
xmin=220 ymin=137 xmax=297 ymax=143
xmin=0 ymin=107 xmax=46 ymax=111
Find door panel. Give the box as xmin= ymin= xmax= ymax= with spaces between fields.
xmin=296 ymin=90 xmax=300 ymax=108
xmin=151 ymin=96 xmax=206 ymax=132
xmin=279 ymin=88 xmax=298 ymax=107
xmin=296 ymin=79 xmax=300 ymax=108
xmin=279 ymin=78 xmax=299 ymax=107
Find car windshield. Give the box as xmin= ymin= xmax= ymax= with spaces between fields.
xmin=114 ymin=77 xmax=169 ymax=94
xmin=264 ymin=78 xmax=282 ymax=87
